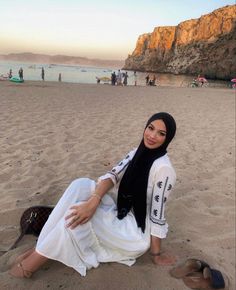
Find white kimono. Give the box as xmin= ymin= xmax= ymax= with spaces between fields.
xmin=36 ymin=149 xmax=176 ymax=276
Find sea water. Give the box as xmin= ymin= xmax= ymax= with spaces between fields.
xmin=0 ymin=60 xmax=229 ymax=87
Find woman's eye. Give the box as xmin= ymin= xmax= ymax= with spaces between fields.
xmin=148 ymin=125 xmax=154 ymax=130
xmin=160 ymin=132 xmax=166 ymax=136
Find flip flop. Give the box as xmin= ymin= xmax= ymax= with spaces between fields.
xmin=169 ymin=258 xmax=209 ymax=278
xmin=182 ymin=267 xmax=227 ymax=289
xmin=203 ymin=267 xmax=227 ymax=289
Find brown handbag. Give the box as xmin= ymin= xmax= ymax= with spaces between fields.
xmin=9 ymin=205 xmax=54 ymax=250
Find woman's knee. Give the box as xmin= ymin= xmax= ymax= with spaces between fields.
xmin=68 ymin=178 xmax=95 ymax=200
xmin=70 ymin=177 xmax=93 ymax=188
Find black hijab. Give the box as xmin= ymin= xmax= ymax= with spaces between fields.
xmin=117 ymin=112 xmax=176 ymax=232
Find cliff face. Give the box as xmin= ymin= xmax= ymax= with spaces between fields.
xmin=123 ymin=5 xmax=236 ymax=80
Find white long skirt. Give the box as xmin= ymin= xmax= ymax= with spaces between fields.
xmin=36 ymin=178 xmax=150 ymax=276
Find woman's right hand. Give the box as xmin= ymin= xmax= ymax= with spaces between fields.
xmin=151 ymin=252 xmax=177 ymax=266
xmin=65 ymin=196 xmax=100 ymax=229
xmin=65 ymin=178 xmax=114 ymax=229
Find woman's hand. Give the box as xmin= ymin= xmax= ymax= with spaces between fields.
xmin=151 ymin=252 xmax=177 ymax=266
xmin=65 ymin=178 xmax=113 ymax=229
xmin=65 ymin=196 xmax=100 ymax=229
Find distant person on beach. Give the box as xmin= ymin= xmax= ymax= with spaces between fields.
xmin=197 ymin=74 xmax=206 ymax=87
xmin=41 ymin=68 xmax=45 ymax=81
xmin=117 ymin=69 xmax=122 ymax=86
xmin=18 ymin=68 xmax=23 ymax=80
xmin=10 ymin=112 xmax=177 ymax=278
xmin=111 ymin=72 xmax=116 ymax=85
xmin=134 ymin=71 xmax=137 ymax=86
xmin=192 ymin=75 xmax=208 ymax=87
xmin=145 ymin=74 xmax=150 ymax=85
xmin=58 ymin=73 xmax=62 ymax=82
xmin=123 ymin=72 xmax=128 ymax=86
xmin=149 ymin=75 xmax=157 ymax=86
xmin=8 ymin=69 xmax=12 ymax=79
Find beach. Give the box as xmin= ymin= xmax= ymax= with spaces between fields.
xmin=0 ymin=81 xmax=235 ymax=289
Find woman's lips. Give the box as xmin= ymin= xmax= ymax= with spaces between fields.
xmin=146 ymin=138 xmax=156 ymax=145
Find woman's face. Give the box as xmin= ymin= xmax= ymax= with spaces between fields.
xmin=143 ymin=119 xmax=166 ymax=149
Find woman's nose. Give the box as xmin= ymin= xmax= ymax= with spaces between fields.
xmin=149 ymin=131 xmax=156 ymax=138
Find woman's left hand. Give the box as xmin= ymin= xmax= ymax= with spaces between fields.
xmin=151 ymin=252 xmax=177 ymax=266
xmin=65 ymin=197 xmax=99 ymax=229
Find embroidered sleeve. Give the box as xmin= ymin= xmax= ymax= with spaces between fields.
xmin=150 ymin=165 xmax=176 ymax=239
xmin=98 ymin=149 xmax=136 ymax=185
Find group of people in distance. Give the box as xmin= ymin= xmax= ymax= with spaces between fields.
xmin=110 ymin=71 xmax=157 ymax=86
xmin=111 ymin=70 xmax=129 ymax=86
xmin=7 ymin=67 xmax=63 ymax=82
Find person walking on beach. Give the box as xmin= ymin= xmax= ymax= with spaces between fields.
xmin=18 ymin=68 xmax=23 ymax=80
xmin=10 ymin=112 xmax=177 ymax=278
xmin=41 ymin=67 xmax=45 ymax=81
xmin=58 ymin=73 xmax=62 ymax=82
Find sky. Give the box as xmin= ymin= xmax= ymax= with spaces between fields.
xmin=0 ymin=0 xmax=235 ymax=60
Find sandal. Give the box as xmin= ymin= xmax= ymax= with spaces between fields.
xmin=182 ymin=267 xmax=227 ymax=289
xmin=9 ymin=262 xmax=33 ymax=278
xmin=169 ymin=258 xmax=209 ymax=279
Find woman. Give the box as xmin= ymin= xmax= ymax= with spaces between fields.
xmin=10 ymin=112 xmax=177 ymax=278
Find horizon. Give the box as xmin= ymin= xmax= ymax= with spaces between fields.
xmin=0 ymin=51 xmax=125 ymax=62
xmin=1 ymin=0 xmax=235 ymax=60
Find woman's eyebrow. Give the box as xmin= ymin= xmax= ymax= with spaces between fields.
xmin=152 ymin=126 xmax=166 ymax=133
xmin=149 ymin=123 xmax=166 ymax=133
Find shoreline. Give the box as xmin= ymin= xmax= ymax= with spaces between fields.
xmin=0 ymin=78 xmax=232 ymax=89
xmin=1 ymin=60 xmax=232 ymax=87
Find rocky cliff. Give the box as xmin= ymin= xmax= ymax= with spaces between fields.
xmin=123 ymin=5 xmax=236 ymax=80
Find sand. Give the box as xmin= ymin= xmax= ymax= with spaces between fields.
xmin=0 ymin=81 xmax=235 ymax=290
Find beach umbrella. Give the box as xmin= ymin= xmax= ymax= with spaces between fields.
xmin=198 ymin=77 xmax=207 ymax=82
xmin=230 ymin=78 xmax=236 ymax=82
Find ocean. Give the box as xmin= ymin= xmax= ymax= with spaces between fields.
xmin=0 ymin=60 xmax=230 ymax=87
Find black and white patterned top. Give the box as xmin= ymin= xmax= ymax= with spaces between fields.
xmin=98 ymin=149 xmax=176 ymax=238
